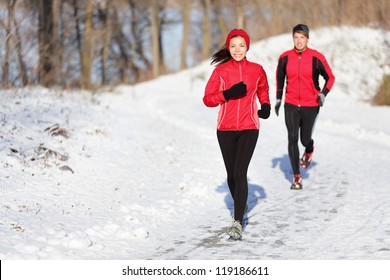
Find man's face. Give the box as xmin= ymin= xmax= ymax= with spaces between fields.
xmin=293 ymin=32 xmax=308 ymax=52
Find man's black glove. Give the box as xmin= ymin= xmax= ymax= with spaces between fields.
xmin=274 ymin=99 xmax=282 ymax=116
xmin=223 ymin=82 xmax=247 ymax=101
xmin=258 ymin=103 xmax=271 ymax=119
xmin=318 ymin=93 xmax=326 ymax=106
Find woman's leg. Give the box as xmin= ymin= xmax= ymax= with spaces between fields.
xmin=232 ymin=130 xmax=259 ymax=224
xmin=217 ymin=130 xmax=258 ymax=225
xmin=217 ymin=130 xmax=238 ymax=198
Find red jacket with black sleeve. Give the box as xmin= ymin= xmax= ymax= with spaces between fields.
xmin=276 ymin=47 xmax=335 ymax=107
xmin=203 ymin=58 xmax=270 ymax=131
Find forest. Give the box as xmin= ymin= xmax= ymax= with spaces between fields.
xmin=0 ymin=0 xmax=389 ymax=90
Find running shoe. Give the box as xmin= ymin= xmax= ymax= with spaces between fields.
xmin=290 ymin=175 xmax=303 ymax=190
xmin=228 ymin=220 xmax=243 ymax=240
xmin=300 ymin=149 xmax=314 ymax=168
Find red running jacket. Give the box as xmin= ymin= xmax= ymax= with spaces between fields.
xmin=276 ymin=47 xmax=335 ymax=107
xmin=203 ymin=58 xmax=270 ymax=131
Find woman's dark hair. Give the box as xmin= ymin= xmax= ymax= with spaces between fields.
xmin=210 ymin=45 xmax=232 ymax=66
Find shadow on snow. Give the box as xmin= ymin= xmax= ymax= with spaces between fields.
xmin=271 ymin=153 xmax=317 ymax=182
xmin=216 ymin=180 xmax=266 ymax=220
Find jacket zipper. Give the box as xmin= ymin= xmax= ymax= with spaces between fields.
xmin=298 ymin=54 xmax=301 ymax=107
xmin=237 ymin=63 xmax=243 ymax=129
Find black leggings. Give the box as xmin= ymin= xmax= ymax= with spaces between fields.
xmin=284 ymin=103 xmax=319 ymax=175
xmin=217 ymin=129 xmax=259 ymax=225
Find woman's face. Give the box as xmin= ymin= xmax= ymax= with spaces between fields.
xmin=228 ymin=36 xmax=247 ymax=62
xmin=293 ymin=32 xmax=308 ymax=52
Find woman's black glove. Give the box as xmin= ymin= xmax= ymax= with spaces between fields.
xmin=223 ymin=82 xmax=247 ymax=101
xmin=258 ymin=103 xmax=271 ymax=119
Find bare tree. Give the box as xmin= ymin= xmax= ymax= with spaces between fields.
xmin=235 ymin=0 xmax=245 ymax=29
xmin=97 ymin=0 xmax=112 ymax=85
xmin=2 ymin=0 xmax=15 ymax=88
xmin=111 ymin=6 xmax=132 ymax=83
xmin=201 ymin=0 xmax=212 ymax=60
xmin=13 ymin=1 xmax=28 ymax=86
xmin=73 ymin=0 xmax=82 ymax=58
xmin=150 ymin=1 xmax=160 ymax=78
xmin=80 ymin=0 xmax=94 ymax=89
xmin=180 ymin=0 xmax=191 ymax=70
xmin=214 ymin=0 xmax=228 ymax=38
xmin=38 ymin=0 xmax=60 ymax=87
xmin=129 ymin=0 xmax=153 ymax=82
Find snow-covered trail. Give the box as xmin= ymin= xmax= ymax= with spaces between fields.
xmin=107 ymin=69 xmax=390 ymax=260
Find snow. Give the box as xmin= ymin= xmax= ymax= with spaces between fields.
xmin=1 ymin=26 xmax=390 ymax=271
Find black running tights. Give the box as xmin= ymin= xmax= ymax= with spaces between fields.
xmin=284 ymin=103 xmax=319 ymax=175
xmin=217 ymin=129 xmax=259 ymax=225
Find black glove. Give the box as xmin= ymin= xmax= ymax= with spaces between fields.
xmin=274 ymin=99 xmax=282 ymax=116
xmin=223 ymin=82 xmax=247 ymax=101
xmin=258 ymin=103 xmax=271 ymax=119
xmin=318 ymin=93 xmax=326 ymax=106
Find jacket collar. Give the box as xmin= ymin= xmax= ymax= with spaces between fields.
xmin=229 ymin=57 xmax=248 ymax=66
xmin=293 ymin=46 xmax=310 ymax=55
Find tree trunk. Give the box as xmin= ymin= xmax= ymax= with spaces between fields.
xmin=2 ymin=0 xmax=15 ymax=88
xmin=150 ymin=2 xmax=160 ymax=78
xmin=180 ymin=0 xmax=190 ymax=70
xmin=57 ymin=0 xmax=67 ymax=88
xmin=236 ymin=1 xmax=245 ymax=30
xmin=111 ymin=7 xmax=130 ymax=83
xmin=38 ymin=0 xmax=59 ymax=87
xmin=13 ymin=6 xmax=28 ymax=86
xmin=98 ymin=1 xmax=112 ymax=85
xmin=81 ymin=0 xmax=94 ymax=90
xmin=73 ymin=0 xmax=82 ymax=57
xmin=127 ymin=0 xmax=151 ymax=81
xmin=215 ymin=0 xmax=228 ymax=42
xmin=201 ymin=0 xmax=212 ymax=61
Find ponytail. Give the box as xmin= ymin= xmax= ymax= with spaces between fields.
xmin=210 ymin=45 xmax=232 ymax=66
